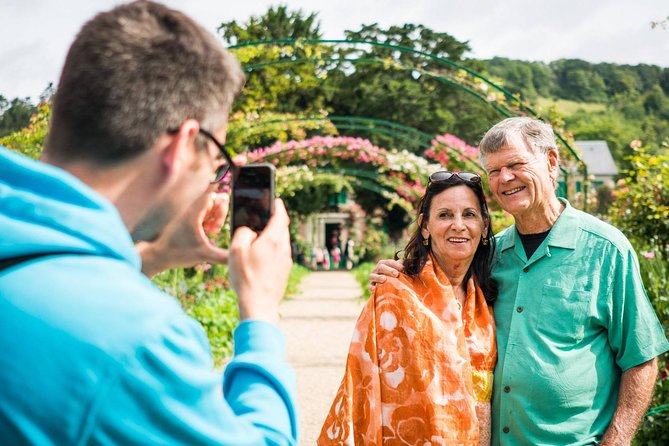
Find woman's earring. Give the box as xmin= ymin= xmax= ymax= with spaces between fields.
xmin=422 ymin=237 xmax=430 ymax=246
xmin=482 ymin=237 xmax=489 ymax=246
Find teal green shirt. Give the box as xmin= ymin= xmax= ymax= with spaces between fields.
xmin=491 ymin=199 xmax=669 ymax=445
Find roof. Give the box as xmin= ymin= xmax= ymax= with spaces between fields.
xmin=574 ymin=140 xmax=618 ymax=176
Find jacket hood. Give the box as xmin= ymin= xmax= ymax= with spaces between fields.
xmin=0 ymin=146 xmax=140 ymax=268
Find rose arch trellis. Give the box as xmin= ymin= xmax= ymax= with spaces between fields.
xmin=231 ymin=134 xmax=446 ymax=213
xmin=226 ymin=114 xmax=502 ymax=213
xmin=226 ymin=38 xmax=589 ymax=208
xmin=227 ymin=114 xmax=571 ymax=184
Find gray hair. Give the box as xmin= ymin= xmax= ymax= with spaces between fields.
xmin=46 ymin=0 xmax=245 ymax=165
xmin=478 ymin=117 xmax=558 ymax=161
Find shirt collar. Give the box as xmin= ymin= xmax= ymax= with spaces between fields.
xmin=545 ymin=198 xmax=579 ymax=250
xmin=497 ymin=198 xmax=579 ymax=252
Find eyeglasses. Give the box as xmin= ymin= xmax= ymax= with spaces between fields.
xmin=427 ymin=171 xmax=481 ymax=187
xmin=166 ymin=127 xmax=237 ymax=184
xmin=198 ymin=128 xmax=236 ymax=184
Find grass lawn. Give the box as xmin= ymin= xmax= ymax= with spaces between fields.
xmin=535 ymin=97 xmax=606 ymax=116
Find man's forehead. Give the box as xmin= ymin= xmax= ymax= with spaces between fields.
xmin=483 ymin=143 xmax=533 ymax=166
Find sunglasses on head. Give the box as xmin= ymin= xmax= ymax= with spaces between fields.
xmin=427 ymin=171 xmax=481 ymax=187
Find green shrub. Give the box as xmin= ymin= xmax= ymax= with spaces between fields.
xmin=0 ymin=102 xmax=49 ymax=159
xmin=357 ymin=217 xmax=396 ymax=263
xmin=285 ymin=264 xmax=310 ymax=297
xmin=607 ymin=143 xmax=669 ymax=444
xmin=609 ymin=145 xmax=669 ymax=257
xmin=634 ymin=251 xmax=669 ymax=445
xmin=352 ymin=262 xmax=376 ymax=301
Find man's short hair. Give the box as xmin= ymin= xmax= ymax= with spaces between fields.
xmin=45 ymin=0 xmax=245 ymax=165
xmin=478 ymin=117 xmax=558 ymax=160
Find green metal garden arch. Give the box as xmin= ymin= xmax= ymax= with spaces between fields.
xmin=228 ymin=38 xmax=589 ymax=206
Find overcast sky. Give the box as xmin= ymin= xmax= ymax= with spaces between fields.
xmin=1 ymin=0 xmax=668 ymax=101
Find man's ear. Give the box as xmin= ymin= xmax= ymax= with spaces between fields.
xmin=160 ymin=119 xmax=199 ymax=180
xmin=547 ymin=148 xmax=560 ymax=174
xmin=418 ymin=213 xmax=429 ymax=239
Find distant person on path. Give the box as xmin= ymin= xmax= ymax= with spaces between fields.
xmin=323 ymin=247 xmax=331 ymax=270
xmin=320 ymin=172 xmax=498 ymax=445
xmin=344 ymin=239 xmax=356 ymax=270
xmin=314 ymin=246 xmax=325 ymax=269
xmin=327 ymin=228 xmax=342 ymax=268
xmin=0 ymin=1 xmax=297 ymax=445
xmin=370 ymin=117 xmax=669 ymax=445
xmin=330 ymin=245 xmax=341 ymax=269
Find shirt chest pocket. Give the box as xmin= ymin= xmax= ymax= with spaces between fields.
xmin=537 ymin=284 xmax=592 ymax=343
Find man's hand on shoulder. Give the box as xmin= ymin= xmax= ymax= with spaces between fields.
xmin=368 ymin=259 xmax=404 ymax=292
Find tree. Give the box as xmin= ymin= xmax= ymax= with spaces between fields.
xmin=219 ymin=6 xmax=321 ymax=44
xmin=326 ymin=23 xmax=499 ymax=150
xmin=609 ymin=144 xmax=669 ymax=256
xmin=559 ymin=67 xmax=608 ymax=102
xmin=343 ymin=23 xmax=470 ymax=64
xmin=0 ymin=102 xmax=48 ymax=158
xmin=659 ymin=68 xmax=669 ymax=96
xmin=485 ymin=57 xmax=537 ymax=99
xmin=0 ymin=96 xmax=36 ymax=138
xmin=219 ymin=6 xmax=331 ymax=116
xmin=38 ymin=82 xmax=55 ymax=103
xmin=643 ymin=85 xmax=669 ymax=119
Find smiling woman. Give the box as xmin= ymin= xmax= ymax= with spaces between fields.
xmin=319 ymin=171 xmax=498 ymax=446
xmin=419 ymin=185 xmax=486 ymax=277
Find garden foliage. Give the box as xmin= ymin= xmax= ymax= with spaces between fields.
xmin=608 ymin=144 xmax=669 ymax=445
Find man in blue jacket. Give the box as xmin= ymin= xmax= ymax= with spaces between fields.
xmin=0 ymin=1 xmax=298 ymax=444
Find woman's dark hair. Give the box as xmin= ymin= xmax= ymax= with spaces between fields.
xmin=401 ymin=176 xmax=498 ymax=304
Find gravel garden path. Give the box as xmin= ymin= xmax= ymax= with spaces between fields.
xmin=279 ymin=271 xmax=365 ymax=445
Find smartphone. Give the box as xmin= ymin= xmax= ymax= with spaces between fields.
xmin=231 ymin=163 xmax=275 ymax=233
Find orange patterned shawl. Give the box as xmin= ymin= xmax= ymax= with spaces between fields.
xmin=318 ymin=256 xmax=496 ymax=445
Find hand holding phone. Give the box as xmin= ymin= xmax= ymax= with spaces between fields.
xmin=231 ymin=163 xmax=275 ymax=234
xmin=228 ymin=198 xmax=292 ymax=324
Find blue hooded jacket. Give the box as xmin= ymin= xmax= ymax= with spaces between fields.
xmin=0 ymin=147 xmax=298 ymax=445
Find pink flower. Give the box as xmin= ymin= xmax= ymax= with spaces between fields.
xmin=195 ymin=263 xmax=212 ymax=272
xmin=643 ymin=251 xmax=656 ymax=259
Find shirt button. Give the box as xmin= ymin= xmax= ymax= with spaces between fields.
xmin=504 ymin=385 xmax=510 ymax=393
xmin=523 ymin=267 xmax=530 ymax=272
xmin=516 ymin=306 xmax=523 ymax=313
xmin=503 ymin=427 xmax=510 ymax=434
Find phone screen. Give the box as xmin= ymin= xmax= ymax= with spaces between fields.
xmin=231 ymin=164 xmax=275 ymax=233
